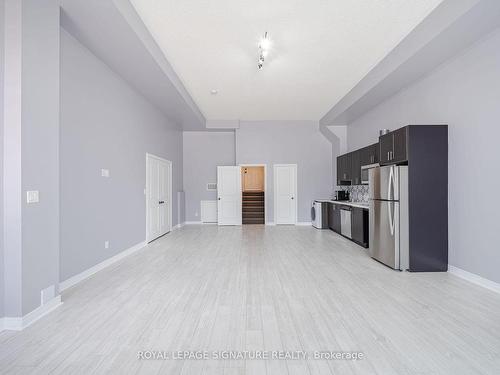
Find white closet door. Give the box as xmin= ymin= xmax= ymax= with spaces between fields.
xmin=147 ymin=155 xmax=171 ymax=242
xmin=158 ymin=159 xmax=170 ymax=236
xmin=274 ymin=164 xmax=297 ymax=225
xmin=217 ymin=166 xmax=242 ymax=225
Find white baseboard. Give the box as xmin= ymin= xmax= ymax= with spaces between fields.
xmin=266 ymin=222 xmax=311 ymax=226
xmin=448 ymin=265 xmax=500 ymax=294
xmin=59 ymin=241 xmax=146 ymax=292
xmin=172 ymin=222 xmax=185 ymax=230
xmin=1 ymin=295 xmax=62 ymax=332
xmin=185 ymin=221 xmax=311 ymax=226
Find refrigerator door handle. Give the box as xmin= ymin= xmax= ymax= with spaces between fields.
xmin=388 ymin=201 xmax=395 ymax=236
xmin=388 ymin=166 xmax=395 ymax=236
xmin=388 ymin=166 xmax=394 ymax=201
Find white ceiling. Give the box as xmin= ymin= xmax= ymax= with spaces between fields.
xmin=130 ymin=0 xmax=443 ymax=121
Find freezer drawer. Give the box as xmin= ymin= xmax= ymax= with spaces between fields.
xmin=369 ymin=200 xmax=399 ymax=269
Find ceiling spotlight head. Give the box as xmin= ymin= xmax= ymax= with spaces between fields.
xmin=257 ymin=32 xmax=271 ymax=70
xmin=210 ymin=89 xmax=218 ymax=95
xmin=259 ymin=32 xmax=271 ymax=50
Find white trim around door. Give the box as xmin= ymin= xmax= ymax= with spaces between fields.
xmin=273 ymin=164 xmax=298 ymax=225
xmin=146 ymin=153 xmax=173 ymax=242
xmin=239 ymin=163 xmax=267 ymax=225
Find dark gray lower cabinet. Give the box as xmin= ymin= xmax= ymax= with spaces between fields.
xmin=328 ymin=203 xmax=341 ymax=233
xmin=329 ymin=203 xmax=367 ymax=248
xmin=351 ymin=207 xmax=368 ymax=248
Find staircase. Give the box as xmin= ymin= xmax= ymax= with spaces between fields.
xmin=242 ymin=191 xmax=265 ymax=224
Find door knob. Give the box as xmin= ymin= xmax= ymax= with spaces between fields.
xmin=218 ymin=197 xmax=221 ymax=200
xmin=291 ymin=197 xmax=294 ymax=200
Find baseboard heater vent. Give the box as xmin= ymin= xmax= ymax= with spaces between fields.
xmin=201 ymin=200 xmax=217 ymax=223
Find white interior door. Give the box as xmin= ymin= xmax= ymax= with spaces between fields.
xmin=217 ymin=166 xmax=242 ymax=225
xmin=147 ymin=154 xmax=171 ymax=242
xmin=274 ymin=164 xmax=297 ymax=225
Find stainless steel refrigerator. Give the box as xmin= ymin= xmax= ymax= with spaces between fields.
xmin=368 ymin=165 xmax=409 ymax=270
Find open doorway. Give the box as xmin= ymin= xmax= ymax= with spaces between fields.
xmin=240 ymin=165 xmax=266 ymax=224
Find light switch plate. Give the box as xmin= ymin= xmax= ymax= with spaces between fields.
xmin=104 ymin=241 xmax=109 ymax=249
xmin=101 ymin=169 xmax=110 ymax=177
xmin=27 ymin=190 xmax=39 ymax=204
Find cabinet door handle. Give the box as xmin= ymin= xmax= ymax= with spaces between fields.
xmin=387 ymin=151 xmax=390 ymax=161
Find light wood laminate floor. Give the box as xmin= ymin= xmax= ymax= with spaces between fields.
xmin=1 ymin=225 xmax=500 ymax=374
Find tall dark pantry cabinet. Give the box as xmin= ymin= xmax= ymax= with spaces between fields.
xmin=379 ymin=125 xmax=449 ymax=272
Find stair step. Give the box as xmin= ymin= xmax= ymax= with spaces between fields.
xmin=243 ymin=219 xmax=265 ymax=224
xmin=242 ymin=192 xmax=264 ymax=224
xmin=243 ymin=213 xmax=264 ymax=218
xmin=243 ymin=207 xmax=264 ymax=212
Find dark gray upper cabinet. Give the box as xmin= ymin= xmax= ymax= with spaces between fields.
xmin=379 ymin=127 xmax=408 ymax=165
xmin=360 ymin=146 xmax=371 ymax=166
xmin=370 ymin=143 xmax=379 ymax=164
xmin=361 ymin=143 xmax=379 ymax=165
xmin=337 ymin=142 xmax=379 ymax=185
xmin=392 ymin=127 xmax=407 ymax=163
xmin=337 ymin=153 xmax=352 ymax=185
xmin=379 ymin=133 xmax=393 ymax=164
xmin=351 ymin=150 xmax=361 ymax=185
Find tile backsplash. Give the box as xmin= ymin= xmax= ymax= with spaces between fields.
xmin=336 ymin=185 xmax=369 ymax=203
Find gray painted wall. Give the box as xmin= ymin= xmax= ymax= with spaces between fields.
xmin=236 ymin=121 xmax=333 ymax=223
xmin=3 ymin=0 xmax=22 ymax=318
xmin=183 ymin=132 xmax=235 ymax=222
xmin=346 ymin=27 xmax=500 ymax=283
xmin=21 ymin=0 xmax=60 ymax=315
xmin=0 ymin=0 xmax=4 ymax=318
xmin=3 ymin=0 xmax=60 ymax=317
xmin=60 ymin=29 xmax=183 ymax=282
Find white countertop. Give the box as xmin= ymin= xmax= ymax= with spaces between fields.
xmin=330 ymin=201 xmax=369 ymax=209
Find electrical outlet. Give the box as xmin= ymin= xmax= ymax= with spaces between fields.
xmin=27 ymin=190 xmax=39 ymax=204
xmin=101 ymin=169 xmax=110 ymax=177
xmin=104 ymin=241 xmax=109 ymax=249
